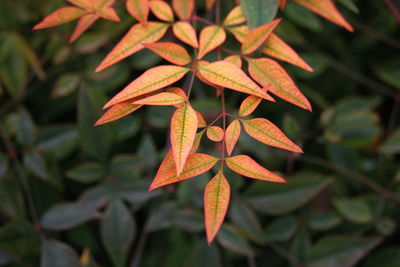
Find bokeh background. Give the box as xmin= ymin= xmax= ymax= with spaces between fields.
xmin=1 ymin=0 xmax=400 ymax=266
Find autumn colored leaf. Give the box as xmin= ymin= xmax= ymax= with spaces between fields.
xmin=280 ymin=0 xmax=287 ymax=9
xmin=150 ymin=153 xmax=219 ymax=190
xmin=92 ymin=0 xmax=120 ymax=22
xmin=95 ymin=102 xmax=142 ymax=126
xmin=262 ymin=33 xmax=313 ymax=72
xmin=144 ymin=42 xmax=191 ymax=66
xmin=204 ymin=167 xmax=230 ymax=243
xmin=96 ymin=22 xmax=169 ymax=72
xmin=197 ymin=61 xmax=274 ymax=101
xmin=239 ymin=96 xmax=262 ymax=117
xmin=172 ymin=0 xmax=195 ymax=20
xmin=207 ymin=126 xmax=224 ymax=142
xmin=225 ymin=120 xmax=241 ymax=156
xmin=132 ymin=92 xmax=185 ymax=105
xmin=190 ymin=130 xmax=205 ymax=154
xmin=241 ymin=19 xmax=281 ymax=54
xmin=126 ymin=0 xmax=149 ymax=25
xmin=224 ymin=55 xmax=242 ymax=68
xmin=223 ymin=6 xmax=246 ymax=26
xmin=103 ymin=65 xmax=190 ymax=108
xmin=150 ymin=0 xmax=174 ymax=22
xmin=70 ymin=14 xmax=99 ymax=43
xmin=206 ymin=0 xmax=217 ymax=10
xmin=197 ymin=25 xmax=226 ymax=59
xmin=293 ymin=0 xmax=353 ymax=31
xmin=170 ymin=104 xmax=199 ymax=175
xmin=33 ymin=7 xmax=86 ymax=30
xmin=242 ymin=118 xmax=303 ymax=152
xmin=226 ymin=155 xmax=286 ymax=182
xmin=152 ymin=149 xmax=175 ymax=183
xmin=172 ymin=21 xmax=199 ymax=48
xmin=196 ymin=112 xmax=207 ymax=128
xmin=195 ymin=61 xmax=224 ymax=92
xmin=67 ymin=0 xmax=93 ymax=10
xmin=227 ymin=25 xmax=249 ymax=43
xmin=247 ymin=57 xmax=311 ymax=111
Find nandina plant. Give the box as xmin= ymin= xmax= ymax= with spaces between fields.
xmin=34 ymin=0 xmax=353 ymax=243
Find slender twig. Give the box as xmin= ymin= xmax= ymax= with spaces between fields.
xmin=191 ymin=15 xmax=213 ymax=25
xmin=384 ymin=0 xmax=400 ymax=22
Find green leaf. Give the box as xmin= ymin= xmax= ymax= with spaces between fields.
xmin=36 ymin=125 xmax=78 ymax=160
xmin=337 ymin=0 xmax=359 ymax=13
xmin=184 ymin=243 xmax=222 ymax=267
xmin=217 ymin=225 xmax=254 ymax=257
xmin=23 ymin=151 xmax=48 ymax=180
xmin=380 ymin=128 xmax=400 ymax=154
xmin=364 ymin=247 xmax=400 ymax=267
xmin=375 ymin=217 xmax=396 ymax=236
xmin=308 ymin=211 xmax=342 ymax=231
xmin=66 ymin=162 xmax=105 ymax=183
xmin=16 ymin=108 xmax=37 ymax=147
xmin=264 ymin=215 xmax=298 ymax=242
xmin=41 ymin=238 xmax=80 ymax=267
xmin=51 ymin=73 xmax=80 ymax=98
xmin=101 ymin=199 xmax=136 ymax=267
xmin=333 ymin=198 xmax=373 ymax=224
xmin=245 ymin=172 xmax=332 ymax=215
xmin=284 ymin=2 xmax=322 ymax=32
xmin=290 ymin=227 xmax=311 ymax=262
xmin=241 ymin=0 xmax=280 ymax=29
xmin=306 ymin=236 xmax=381 ymax=267
xmin=373 ymin=58 xmax=400 ymax=90
xmin=170 ymin=209 xmax=204 ymax=232
xmin=41 ymin=202 xmax=102 ymax=230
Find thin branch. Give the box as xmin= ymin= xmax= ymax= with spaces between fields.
xmin=384 ymin=0 xmax=400 ymax=22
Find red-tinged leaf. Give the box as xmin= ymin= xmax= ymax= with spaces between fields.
xmin=190 ymin=130 xmax=205 ymax=154
xmin=95 ymin=102 xmax=142 ymax=126
xmin=293 ymin=0 xmax=353 ymax=31
xmin=225 ymin=120 xmax=241 ymax=156
xmin=197 ymin=25 xmax=226 ymax=59
xmin=227 ymin=25 xmax=249 ymax=43
xmin=96 ymin=22 xmax=169 ymax=72
xmin=204 ymin=167 xmax=230 ymax=243
xmin=195 ymin=61 xmax=223 ymax=92
xmin=93 ymin=0 xmax=115 ymax=9
xmin=33 ymin=7 xmax=86 ymax=30
xmin=132 ymin=92 xmax=185 ymax=105
xmin=241 ymin=19 xmax=281 ymax=54
xmin=149 ymin=153 xmax=219 ymax=190
xmin=196 ymin=111 xmax=207 ymax=128
xmin=104 ymin=65 xmax=189 ymax=108
xmin=150 ymin=0 xmax=174 ymax=22
xmin=262 ymin=33 xmax=313 ymax=72
xmin=242 ymin=118 xmax=303 ymax=152
xmin=206 ymin=0 xmax=217 ymax=10
xmin=239 ymin=96 xmax=262 ymax=117
xmin=224 ymin=55 xmax=242 ymax=68
xmin=280 ymin=0 xmax=287 ymax=9
xmin=126 ymin=0 xmax=149 ymax=25
xmin=226 ymin=155 xmax=286 ymax=183
xmin=223 ymin=6 xmax=246 ymax=26
xmin=70 ymin=14 xmax=99 ymax=43
xmin=153 ymin=149 xmax=175 ymax=183
xmin=197 ymin=61 xmax=274 ymax=101
xmin=172 ymin=0 xmax=194 ymax=20
xmin=167 ymin=87 xmax=187 ymax=99
xmin=170 ymin=104 xmax=199 ymax=175
xmin=207 ymin=126 xmax=224 ymax=142
xmin=247 ymin=57 xmax=311 ymax=111
xmin=96 ymin=6 xmax=120 ymax=22
xmin=144 ymin=42 xmax=191 ymax=66
xmin=172 ymin=21 xmax=199 ymax=48
xmin=67 ymin=0 xmax=93 ymax=10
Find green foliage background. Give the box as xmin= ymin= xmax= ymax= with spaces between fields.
xmin=1 ymin=0 xmax=400 ymax=266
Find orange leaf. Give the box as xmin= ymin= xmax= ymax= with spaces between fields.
xmin=92 ymin=0 xmax=120 ymax=22
xmin=70 ymin=14 xmax=99 ymax=43
xmin=67 ymin=0 xmax=93 ymax=10
xmin=197 ymin=25 xmax=226 ymax=59
xmin=95 ymin=102 xmax=142 ymax=126
xmin=241 ymin=19 xmax=281 ymax=54
xmin=190 ymin=130 xmax=205 ymax=154
xmin=227 ymin=25 xmax=248 ymax=43
xmin=104 ymin=65 xmax=189 ymax=108
xmin=150 ymin=153 xmax=219 ymax=190
xmin=96 ymin=22 xmax=169 ymax=72
xmin=172 ymin=0 xmax=194 ymax=20
xmin=207 ymin=126 xmax=224 ymax=142
xmin=196 ymin=111 xmax=207 ymax=128
xmin=204 ymin=167 xmax=230 ymax=243
xmin=242 ymin=118 xmax=303 ymax=152
xmin=170 ymin=104 xmax=199 ymax=175
xmin=152 ymin=149 xmax=175 ymax=183
xmin=144 ymin=42 xmax=191 ymax=66
xmin=126 ymin=0 xmax=149 ymax=25
xmin=224 ymin=55 xmax=242 ymax=68
xmin=293 ymin=0 xmax=353 ymax=31
xmin=239 ymin=95 xmax=262 ymax=117
xmin=195 ymin=61 xmax=224 ymax=92
xmin=280 ymin=0 xmax=287 ymax=9
xmin=223 ymin=6 xmax=246 ymax=26
xmin=226 ymin=155 xmax=286 ymax=182
xmin=262 ymin=33 xmax=313 ymax=72
xmin=150 ymin=0 xmax=174 ymax=22
xmin=248 ymin=58 xmax=311 ymax=111
xmin=206 ymin=0 xmax=217 ymax=10
xmin=225 ymin=120 xmax=241 ymax=156
xmin=197 ymin=61 xmax=274 ymax=101
xmin=172 ymin=21 xmax=199 ymax=48
xmin=132 ymin=92 xmax=185 ymax=105
xmin=33 ymin=7 xmax=86 ymax=30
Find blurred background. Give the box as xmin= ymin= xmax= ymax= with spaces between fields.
xmin=0 ymin=0 xmax=400 ymax=266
